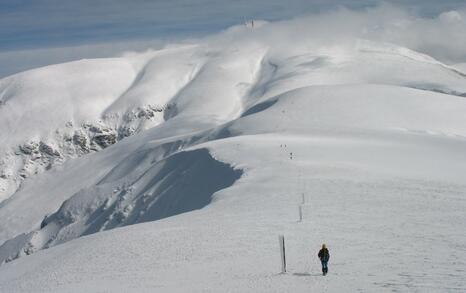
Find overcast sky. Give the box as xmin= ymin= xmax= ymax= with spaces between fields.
xmin=1 ymin=0 xmax=465 ymax=77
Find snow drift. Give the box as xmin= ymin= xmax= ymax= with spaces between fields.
xmin=0 ymin=148 xmax=241 ymax=264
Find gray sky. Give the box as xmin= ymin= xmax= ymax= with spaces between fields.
xmin=1 ymin=0 xmax=465 ymax=77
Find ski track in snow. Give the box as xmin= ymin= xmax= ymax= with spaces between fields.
xmin=1 ymin=21 xmax=466 ymax=292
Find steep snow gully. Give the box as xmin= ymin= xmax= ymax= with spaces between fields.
xmin=1 ymin=21 xmax=466 ymax=292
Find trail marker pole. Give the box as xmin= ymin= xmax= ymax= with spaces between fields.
xmin=298 ymin=205 xmax=303 ymax=222
xmin=279 ymin=235 xmax=286 ymax=273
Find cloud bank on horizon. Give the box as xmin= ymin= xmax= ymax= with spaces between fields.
xmin=0 ymin=0 xmax=465 ymax=78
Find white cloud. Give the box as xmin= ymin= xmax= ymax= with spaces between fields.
xmin=439 ymin=10 xmax=463 ymax=22
xmin=2 ymin=3 xmax=466 ymax=78
xmin=203 ymin=4 xmax=466 ymax=64
xmin=0 ymin=39 xmax=168 ymax=78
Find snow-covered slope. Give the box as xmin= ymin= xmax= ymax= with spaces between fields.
xmin=454 ymin=62 xmax=466 ymax=74
xmin=1 ymin=21 xmax=466 ymax=292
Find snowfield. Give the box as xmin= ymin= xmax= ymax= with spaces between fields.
xmin=1 ymin=19 xmax=466 ymax=292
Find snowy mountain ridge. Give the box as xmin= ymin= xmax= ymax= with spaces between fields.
xmin=0 ymin=46 xmax=201 ymax=202
xmin=1 ymin=20 xmax=466 ymax=292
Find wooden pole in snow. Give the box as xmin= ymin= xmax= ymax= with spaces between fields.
xmin=279 ymin=235 xmax=286 ymax=273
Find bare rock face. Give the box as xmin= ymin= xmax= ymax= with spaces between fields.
xmin=0 ymin=103 xmax=173 ymax=203
xmin=18 ymin=141 xmax=39 ymax=155
xmin=117 ymin=126 xmax=136 ymax=140
xmin=123 ymin=104 xmax=172 ymax=123
xmin=15 ymin=141 xmax=62 ymax=180
xmin=73 ymin=131 xmax=90 ymax=153
xmin=18 ymin=141 xmax=60 ymax=159
xmin=136 ymin=104 xmax=167 ymax=118
xmin=39 ymin=142 xmax=60 ymax=157
xmin=91 ymin=129 xmax=117 ymax=149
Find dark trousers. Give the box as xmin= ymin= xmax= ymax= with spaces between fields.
xmin=321 ymin=260 xmax=328 ymax=274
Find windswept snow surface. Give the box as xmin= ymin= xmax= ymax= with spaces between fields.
xmin=454 ymin=63 xmax=466 ymax=74
xmin=1 ymin=21 xmax=466 ymax=292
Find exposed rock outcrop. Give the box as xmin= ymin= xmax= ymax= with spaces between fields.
xmin=0 ymin=103 xmax=174 ymax=203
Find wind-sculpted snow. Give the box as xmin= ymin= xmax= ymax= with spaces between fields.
xmin=0 ymin=42 xmax=264 ymax=202
xmin=1 ymin=19 xmax=466 ymax=292
xmin=454 ymin=63 xmax=466 ymax=74
xmin=0 ymin=148 xmax=242 ymax=264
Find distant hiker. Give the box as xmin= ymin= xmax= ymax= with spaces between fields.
xmin=318 ymin=244 xmax=330 ymax=276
